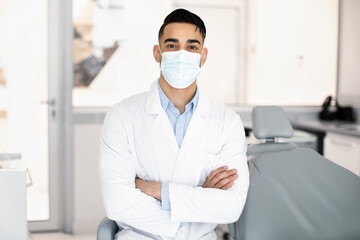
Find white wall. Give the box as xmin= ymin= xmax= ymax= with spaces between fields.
xmin=73 ymin=123 xmax=105 ymax=234
xmin=337 ymin=0 xmax=360 ymax=110
xmin=246 ymin=0 xmax=338 ymax=106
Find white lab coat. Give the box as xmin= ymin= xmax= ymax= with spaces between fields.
xmin=99 ymin=81 xmax=249 ymax=240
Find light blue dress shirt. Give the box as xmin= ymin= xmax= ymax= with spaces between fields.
xmin=157 ymin=80 xmax=199 ymax=212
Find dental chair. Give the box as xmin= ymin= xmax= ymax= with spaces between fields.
xmin=229 ymin=106 xmax=360 ymax=240
xmin=97 ymin=106 xmax=360 ymax=240
xmin=97 ymin=217 xmax=120 ymax=240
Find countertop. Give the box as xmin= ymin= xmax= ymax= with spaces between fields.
xmin=0 ymin=153 xmax=21 ymax=161
xmin=291 ymin=119 xmax=360 ymax=138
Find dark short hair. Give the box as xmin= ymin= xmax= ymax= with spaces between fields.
xmin=158 ymin=8 xmax=206 ymax=42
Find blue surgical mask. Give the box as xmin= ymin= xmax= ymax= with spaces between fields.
xmin=160 ymin=49 xmax=202 ymax=89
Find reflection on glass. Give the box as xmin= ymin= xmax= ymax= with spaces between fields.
xmin=73 ymin=0 xmax=171 ymax=107
xmin=73 ymin=0 xmax=124 ymax=107
xmin=73 ymin=1 xmax=119 ymax=88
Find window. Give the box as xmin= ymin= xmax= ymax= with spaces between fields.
xmin=72 ymin=0 xmax=246 ymax=106
xmin=0 ymin=0 xmax=50 ymax=222
xmin=73 ymin=0 xmax=172 ymax=107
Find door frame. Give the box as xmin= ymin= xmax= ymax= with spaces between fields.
xmin=28 ymin=0 xmax=74 ymax=232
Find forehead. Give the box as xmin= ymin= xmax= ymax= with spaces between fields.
xmin=161 ymin=22 xmax=203 ymax=44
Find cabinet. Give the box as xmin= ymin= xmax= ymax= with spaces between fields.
xmin=324 ymin=133 xmax=360 ymax=176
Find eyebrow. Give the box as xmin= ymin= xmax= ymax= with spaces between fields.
xmin=164 ymin=38 xmax=179 ymax=43
xmin=187 ymin=39 xmax=201 ymax=44
xmin=163 ymin=38 xmax=201 ymax=44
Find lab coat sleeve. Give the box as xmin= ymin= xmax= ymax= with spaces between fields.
xmin=99 ymin=107 xmax=180 ymax=237
xmin=169 ymin=113 xmax=249 ymax=223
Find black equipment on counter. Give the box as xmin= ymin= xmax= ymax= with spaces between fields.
xmin=319 ymin=96 xmax=356 ymax=122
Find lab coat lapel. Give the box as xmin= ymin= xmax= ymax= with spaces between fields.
xmin=146 ymin=81 xmax=179 ymax=153
xmin=179 ymin=92 xmax=212 ymax=153
xmin=153 ymin=112 xmax=180 ymax=153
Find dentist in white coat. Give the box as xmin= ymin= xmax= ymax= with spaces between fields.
xmin=100 ymin=8 xmax=249 ymax=240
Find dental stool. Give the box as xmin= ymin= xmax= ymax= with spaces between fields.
xmin=97 ymin=217 xmax=120 ymax=240
xmin=229 ymin=106 xmax=360 ymax=240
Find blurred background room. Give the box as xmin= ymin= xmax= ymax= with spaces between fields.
xmin=0 ymin=0 xmax=359 ymax=239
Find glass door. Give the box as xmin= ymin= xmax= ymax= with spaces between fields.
xmin=0 ymin=0 xmax=60 ymax=231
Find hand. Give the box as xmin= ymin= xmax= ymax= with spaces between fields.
xmin=135 ymin=179 xmax=162 ymax=200
xmin=202 ymin=166 xmax=238 ymax=190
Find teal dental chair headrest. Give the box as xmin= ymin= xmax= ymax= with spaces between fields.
xmin=252 ymin=106 xmax=294 ymax=140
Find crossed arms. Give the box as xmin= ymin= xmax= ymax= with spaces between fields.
xmin=99 ymin=107 xmax=249 ymax=237
xmin=135 ymin=166 xmax=239 ymax=201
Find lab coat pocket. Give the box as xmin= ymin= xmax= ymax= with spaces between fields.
xmin=197 ymin=152 xmax=220 ymax=187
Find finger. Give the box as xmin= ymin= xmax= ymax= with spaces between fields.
xmin=221 ymin=180 xmax=234 ymax=190
xmin=207 ymin=166 xmax=228 ymax=182
xmin=211 ymin=169 xmax=237 ymax=186
xmin=210 ymin=171 xmax=235 ymax=187
xmin=216 ymin=175 xmax=236 ymax=189
xmin=215 ymin=173 xmax=238 ymax=189
xmin=203 ymin=167 xmax=227 ymax=188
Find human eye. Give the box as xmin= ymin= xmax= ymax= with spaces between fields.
xmin=188 ymin=45 xmax=198 ymax=50
xmin=166 ymin=44 xmax=176 ymax=49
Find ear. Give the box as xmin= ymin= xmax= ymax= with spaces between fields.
xmin=200 ymin=47 xmax=208 ymax=67
xmin=153 ymin=45 xmax=161 ymax=63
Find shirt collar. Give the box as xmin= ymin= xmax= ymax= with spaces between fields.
xmin=157 ymin=79 xmax=199 ymax=113
xmin=158 ymin=80 xmax=171 ymax=111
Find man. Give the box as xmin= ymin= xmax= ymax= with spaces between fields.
xmin=100 ymin=8 xmax=249 ymax=240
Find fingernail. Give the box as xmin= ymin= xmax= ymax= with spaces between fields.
xmin=232 ymin=169 xmax=237 ymax=173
